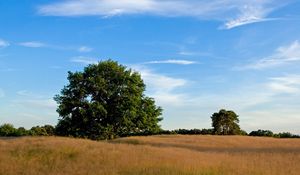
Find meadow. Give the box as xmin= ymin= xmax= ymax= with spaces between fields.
xmin=0 ymin=135 xmax=299 ymax=175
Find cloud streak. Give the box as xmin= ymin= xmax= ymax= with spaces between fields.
xmin=0 ymin=39 xmax=10 ymax=48
xmin=38 ymin=0 xmax=287 ymax=29
xmin=78 ymin=46 xmax=93 ymax=52
xmin=71 ymin=56 xmax=98 ymax=65
xmin=145 ymin=59 xmax=197 ymax=65
xmin=268 ymin=74 xmax=300 ymax=94
xmin=221 ymin=4 xmax=279 ymax=29
xmin=19 ymin=41 xmax=46 ymax=48
xmin=241 ymin=41 xmax=300 ymax=70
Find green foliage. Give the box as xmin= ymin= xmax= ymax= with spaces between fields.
xmin=30 ymin=126 xmax=49 ymax=136
xmin=274 ymin=132 xmax=300 ymax=138
xmin=171 ymin=128 xmax=214 ymax=135
xmin=211 ymin=109 xmax=241 ymax=135
xmin=54 ymin=60 xmax=163 ymax=140
xmin=239 ymin=130 xmax=248 ymax=136
xmin=42 ymin=125 xmax=55 ymax=136
xmin=0 ymin=124 xmax=56 ymax=137
xmin=16 ymin=127 xmax=29 ymax=136
xmin=249 ymin=129 xmax=274 ymax=137
xmin=0 ymin=123 xmax=18 ymax=136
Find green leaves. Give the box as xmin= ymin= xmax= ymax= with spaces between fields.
xmin=54 ymin=60 xmax=163 ymax=140
xmin=211 ymin=109 xmax=241 ymax=135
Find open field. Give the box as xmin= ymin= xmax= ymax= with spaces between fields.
xmin=0 ymin=135 xmax=300 ymax=175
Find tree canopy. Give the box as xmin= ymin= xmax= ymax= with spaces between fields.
xmin=211 ymin=109 xmax=241 ymax=135
xmin=54 ymin=60 xmax=163 ymax=140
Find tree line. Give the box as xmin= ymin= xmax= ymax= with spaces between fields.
xmin=1 ymin=123 xmax=299 ymax=138
xmin=0 ymin=124 xmax=55 ymax=137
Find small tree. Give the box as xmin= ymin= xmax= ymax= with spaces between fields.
xmin=30 ymin=126 xmax=48 ymax=136
xmin=211 ymin=109 xmax=241 ymax=135
xmin=16 ymin=127 xmax=28 ymax=136
xmin=0 ymin=123 xmax=18 ymax=136
xmin=54 ymin=60 xmax=163 ymax=140
xmin=249 ymin=129 xmax=273 ymax=137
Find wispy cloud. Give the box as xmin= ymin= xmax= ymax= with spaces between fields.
xmin=240 ymin=41 xmax=300 ymax=70
xmin=268 ymin=74 xmax=300 ymax=94
xmin=132 ymin=65 xmax=188 ymax=106
xmin=78 ymin=46 xmax=93 ymax=53
xmin=17 ymin=90 xmax=45 ymax=98
xmin=178 ymin=51 xmax=198 ymax=56
xmin=19 ymin=41 xmax=46 ymax=48
xmin=18 ymin=41 xmax=93 ymax=52
xmin=0 ymin=39 xmax=10 ymax=48
xmin=221 ymin=5 xmax=279 ymax=29
xmin=38 ymin=0 xmax=287 ymax=29
xmin=145 ymin=59 xmax=197 ymax=65
xmin=71 ymin=56 xmax=98 ymax=65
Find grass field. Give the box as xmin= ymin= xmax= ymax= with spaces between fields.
xmin=0 ymin=135 xmax=299 ymax=175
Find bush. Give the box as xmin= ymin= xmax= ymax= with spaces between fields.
xmin=30 ymin=126 xmax=48 ymax=136
xmin=0 ymin=123 xmax=18 ymax=136
xmin=16 ymin=127 xmax=28 ymax=136
xmin=249 ymin=129 xmax=273 ymax=137
xmin=274 ymin=132 xmax=300 ymax=138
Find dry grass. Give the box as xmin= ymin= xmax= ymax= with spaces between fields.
xmin=0 ymin=135 xmax=299 ymax=175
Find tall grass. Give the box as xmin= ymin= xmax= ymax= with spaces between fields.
xmin=0 ymin=135 xmax=299 ymax=175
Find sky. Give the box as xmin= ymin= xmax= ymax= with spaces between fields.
xmin=1 ymin=0 xmax=300 ymax=134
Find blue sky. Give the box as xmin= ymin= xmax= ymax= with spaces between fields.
xmin=1 ymin=0 xmax=300 ymax=134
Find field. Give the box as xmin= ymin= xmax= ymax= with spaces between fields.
xmin=0 ymin=135 xmax=300 ymax=175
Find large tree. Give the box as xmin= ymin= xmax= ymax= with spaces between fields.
xmin=211 ymin=109 xmax=241 ymax=135
xmin=54 ymin=60 xmax=163 ymax=140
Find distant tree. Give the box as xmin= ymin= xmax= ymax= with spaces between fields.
xmin=200 ymin=128 xmax=214 ymax=135
xmin=239 ymin=130 xmax=248 ymax=136
xmin=211 ymin=109 xmax=241 ymax=135
xmin=171 ymin=128 xmax=213 ymax=135
xmin=16 ymin=127 xmax=28 ymax=136
xmin=0 ymin=123 xmax=17 ymax=136
xmin=42 ymin=125 xmax=55 ymax=136
xmin=275 ymin=132 xmax=297 ymax=138
xmin=54 ymin=60 xmax=163 ymax=140
xmin=30 ymin=126 xmax=48 ymax=136
xmin=249 ymin=129 xmax=273 ymax=137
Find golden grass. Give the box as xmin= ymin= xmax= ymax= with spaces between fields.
xmin=0 ymin=135 xmax=299 ymax=175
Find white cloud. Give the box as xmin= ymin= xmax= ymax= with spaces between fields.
xmin=19 ymin=41 xmax=46 ymax=48
xmin=139 ymin=68 xmax=186 ymax=91
xmin=133 ymin=66 xmax=188 ymax=106
xmin=178 ymin=51 xmax=197 ymax=56
xmin=38 ymin=0 xmax=286 ymax=29
xmin=0 ymin=39 xmax=10 ymax=48
xmin=71 ymin=56 xmax=98 ymax=65
xmin=146 ymin=59 xmax=197 ymax=65
xmin=240 ymin=41 xmax=300 ymax=70
xmin=222 ymin=5 xmax=278 ymax=29
xmin=78 ymin=46 xmax=93 ymax=52
xmin=268 ymin=75 xmax=300 ymax=94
